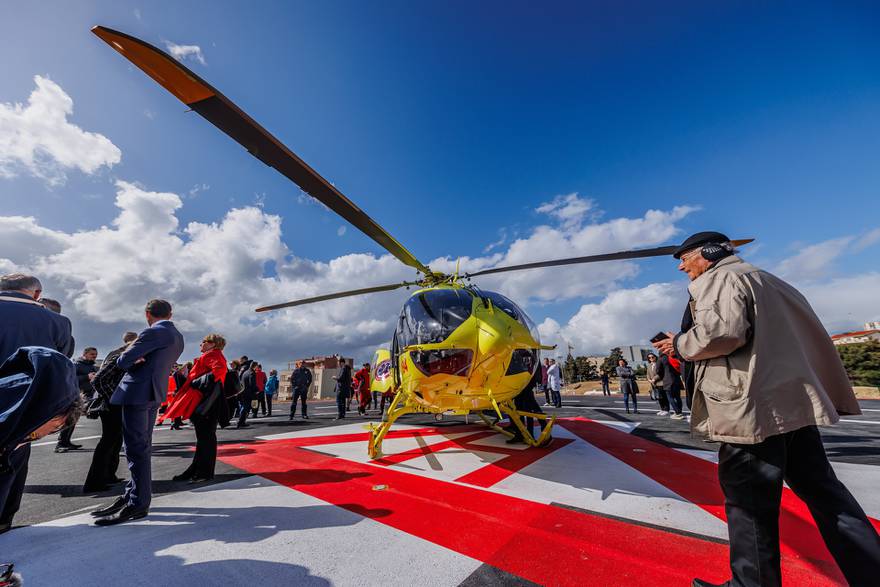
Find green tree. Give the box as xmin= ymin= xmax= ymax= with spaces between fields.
xmin=575 ymin=356 xmax=598 ymax=380
xmin=837 ymin=341 xmax=880 ymax=386
xmin=602 ymin=347 xmax=623 ymax=374
xmin=563 ymin=353 xmax=578 ymax=383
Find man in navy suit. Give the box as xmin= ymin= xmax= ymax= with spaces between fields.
xmin=93 ymin=299 xmax=184 ymax=526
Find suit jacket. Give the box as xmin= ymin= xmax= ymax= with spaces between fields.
xmin=0 ymin=291 xmax=75 ymax=362
xmin=111 ymin=320 xmax=184 ymax=406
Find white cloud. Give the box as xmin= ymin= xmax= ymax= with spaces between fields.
xmin=774 ymin=228 xmax=880 ymax=281
xmin=775 ymin=236 xmax=853 ymax=281
xmin=133 ymin=8 xmax=142 ymax=20
xmin=3 ymin=182 xmax=699 ymax=368
xmin=337 ymin=225 xmax=347 ymax=237
xmin=0 ymin=75 xmax=121 ymax=185
xmin=535 ymin=193 xmax=595 ymax=229
xmin=798 ymin=273 xmax=880 ymax=333
xmin=853 ymin=228 xmax=880 ymax=253
xmin=543 ymin=282 xmax=686 ymax=356
xmin=163 ymin=41 xmax=206 ymax=65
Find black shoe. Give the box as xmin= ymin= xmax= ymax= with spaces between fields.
xmin=173 ymin=471 xmax=194 ymax=482
xmin=692 ymin=580 xmax=729 ymax=587
xmin=61 ymin=442 xmax=83 ymax=450
xmin=109 ymin=477 xmax=125 ymax=485
xmin=54 ymin=446 xmax=69 ymax=453
xmin=94 ymin=505 xmax=148 ymax=526
xmin=82 ymin=484 xmax=109 ymax=493
xmin=303 ymin=415 xmax=309 ymax=419
xmin=289 ymin=415 xmax=295 ymax=421
xmin=506 ymin=437 xmax=524 ymax=445
xmin=235 ymin=423 xmax=250 ymax=429
xmin=91 ymin=496 xmax=127 ymax=518
xmin=188 ymin=475 xmax=214 ymax=484
xmin=0 ymin=522 xmax=11 ymax=534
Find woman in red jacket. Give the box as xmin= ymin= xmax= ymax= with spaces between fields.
xmin=161 ymin=334 xmax=228 ymax=482
xmin=354 ymin=363 xmax=372 ymax=415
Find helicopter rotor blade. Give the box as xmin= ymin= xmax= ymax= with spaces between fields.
xmin=92 ymin=25 xmax=432 ymax=276
xmin=464 ymin=239 xmax=755 ymax=278
xmin=255 ymin=281 xmax=419 ymax=313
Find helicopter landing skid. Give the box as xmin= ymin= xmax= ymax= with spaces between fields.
xmin=368 ymin=392 xmax=412 ymax=459
xmin=493 ymin=403 xmax=557 ymax=448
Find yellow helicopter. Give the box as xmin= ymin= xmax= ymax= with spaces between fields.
xmin=93 ymin=26 xmax=752 ymax=458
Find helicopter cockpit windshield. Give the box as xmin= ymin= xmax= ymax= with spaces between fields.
xmin=483 ymin=291 xmax=541 ymax=343
xmin=398 ymin=289 xmax=473 ymax=347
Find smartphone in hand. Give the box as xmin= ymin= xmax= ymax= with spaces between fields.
xmin=649 ymin=331 xmax=668 ymax=344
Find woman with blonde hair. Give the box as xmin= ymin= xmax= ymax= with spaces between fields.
xmin=160 ymin=333 xmax=228 ymax=482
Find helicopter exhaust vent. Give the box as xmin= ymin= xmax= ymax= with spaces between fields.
xmin=410 ymin=349 xmax=473 ymax=378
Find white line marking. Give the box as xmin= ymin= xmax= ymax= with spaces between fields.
xmin=31 ymin=434 xmax=102 ymax=447
xmin=840 ymin=419 xmax=880 ymax=425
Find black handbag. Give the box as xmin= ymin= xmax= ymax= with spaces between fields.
xmin=193 ymin=375 xmax=220 ymax=419
xmin=85 ymin=393 xmax=110 ymax=419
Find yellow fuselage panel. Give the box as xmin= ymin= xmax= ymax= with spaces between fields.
xmin=398 ymin=291 xmax=537 ymax=412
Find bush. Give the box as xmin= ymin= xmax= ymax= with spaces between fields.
xmin=837 ymin=341 xmax=880 ymax=387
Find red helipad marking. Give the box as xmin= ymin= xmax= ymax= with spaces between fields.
xmin=373 ymin=429 xmax=574 ymax=488
xmin=217 ymin=420 xmax=860 ymax=586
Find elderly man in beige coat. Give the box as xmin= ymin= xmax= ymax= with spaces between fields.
xmin=654 ymin=231 xmax=880 ymax=587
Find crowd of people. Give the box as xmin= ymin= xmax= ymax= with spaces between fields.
xmin=3 ymin=228 xmax=880 ymax=587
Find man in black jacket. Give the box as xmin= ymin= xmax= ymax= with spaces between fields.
xmin=237 ymin=362 xmax=257 ymax=429
xmin=0 ymin=273 xmax=74 ymax=534
xmin=55 ymin=347 xmax=98 ymax=452
xmin=289 ymin=361 xmax=313 ymax=420
xmin=333 ymin=359 xmax=352 ymax=420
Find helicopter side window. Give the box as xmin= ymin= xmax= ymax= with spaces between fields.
xmin=484 ymin=291 xmax=541 ymax=342
xmin=398 ymin=289 xmax=473 ymax=348
xmin=506 ymin=349 xmax=538 ymax=376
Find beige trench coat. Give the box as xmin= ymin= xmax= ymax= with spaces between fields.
xmin=674 ymin=256 xmax=861 ymax=444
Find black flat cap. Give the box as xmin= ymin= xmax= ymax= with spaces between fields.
xmin=673 ymin=231 xmax=731 ymax=259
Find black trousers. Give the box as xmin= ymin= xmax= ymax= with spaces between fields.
xmin=0 ymin=444 xmax=30 ymax=526
xmin=718 ymin=425 xmax=880 ymax=587
xmin=266 ymin=394 xmax=273 ymax=416
xmin=290 ymin=388 xmax=308 ymax=417
xmin=56 ymin=417 xmax=78 ymax=447
xmin=336 ymin=391 xmax=348 ymax=418
xmin=654 ymin=386 xmax=670 ymax=410
xmin=189 ymin=413 xmax=218 ymax=478
xmin=252 ymin=392 xmax=266 ymax=417
xmin=83 ymin=404 xmax=123 ymax=489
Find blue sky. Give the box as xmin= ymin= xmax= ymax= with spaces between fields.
xmin=1 ymin=1 xmax=879 ymax=367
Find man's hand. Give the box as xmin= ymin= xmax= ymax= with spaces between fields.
xmin=653 ymin=332 xmax=677 ymax=356
xmin=134 ymin=357 xmax=146 ymax=365
xmin=88 ymin=372 xmax=97 ymax=381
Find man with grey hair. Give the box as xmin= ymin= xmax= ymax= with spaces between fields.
xmin=0 ymin=273 xmax=75 ymax=533
xmin=653 ymin=232 xmax=880 ymax=587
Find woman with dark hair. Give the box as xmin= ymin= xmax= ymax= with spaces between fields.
xmin=160 ymin=334 xmax=228 ymax=483
xmin=82 ymin=331 xmax=138 ymax=492
xmin=1 ymin=347 xmax=81 ymax=534
xmin=616 ymin=358 xmax=639 ymax=414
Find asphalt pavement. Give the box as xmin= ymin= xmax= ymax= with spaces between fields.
xmin=16 ymin=393 xmax=880 ymax=527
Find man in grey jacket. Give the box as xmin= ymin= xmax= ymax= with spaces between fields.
xmin=654 ymin=232 xmax=880 ymax=587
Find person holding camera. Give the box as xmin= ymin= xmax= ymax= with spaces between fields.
xmin=654 ymin=231 xmax=880 ymax=587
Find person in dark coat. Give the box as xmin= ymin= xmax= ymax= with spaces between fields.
xmin=333 ymin=359 xmax=352 ymax=420
xmin=508 ymin=367 xmax=551 ymax=446
xmin=1 ymin=347 xmax=81 ymax=534
xmin=657 ymin=352 xmax=685 ymax=419
xmin=55 ymin=346 xmax=98 ymax=452
xmin=163 ymin=334 xmax=228 ymax=482
xmin=616 ymin=359 xmax=639 ymax=414
xmin=82 ymin=332 xmax=138 ymax=492
xmin=92 ymin=299 xmax=184 ymax=526
xmin=289 ymin=361 xmax=313 ymax=420
xmin=237 ymin=361 xmax=258 ymax=429
xmin=599 ymin=369 xmax=611 ymax=396
xmin=0 ymin=274 xmax=75 ymax=533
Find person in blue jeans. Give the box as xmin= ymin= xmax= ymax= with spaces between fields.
xmin=264 ymin=369 xmax=279 ymax=417
xmin=616 ymin=359 xmax=638 ymax=414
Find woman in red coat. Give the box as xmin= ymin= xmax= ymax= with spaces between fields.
xmin=354 ymin=363 xmax=372 ymax=415
xmin=161 ymin=334 xmax=228 ymax=482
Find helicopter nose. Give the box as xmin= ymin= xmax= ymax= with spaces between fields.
xmin=409 ymin=349 xmax=473 ymax=377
